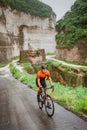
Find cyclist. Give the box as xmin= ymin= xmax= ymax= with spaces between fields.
xmin=36 ymin=64 xmax=54 ymax=102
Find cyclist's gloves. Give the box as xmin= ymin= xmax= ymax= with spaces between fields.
xmin=51 ymin=85 xmax=54 ymax=92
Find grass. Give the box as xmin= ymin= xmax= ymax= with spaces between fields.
xmin=9 ymin=63 xmax=37 ymax=89
xmin=50 ymin=83 xmax=87 ymax=115
xmin=0 ymin=64 xmax=7 ymax=68
xmin=9 ymin=63 xmax=87 ymax=117
xmin=21 ymin=62 xmax=33 ymax=70
xmin=21 ymin=62 xmax=35 ymax=74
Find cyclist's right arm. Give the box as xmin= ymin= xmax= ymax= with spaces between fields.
xmin=37 ymin=77 xmax=42 ymax=88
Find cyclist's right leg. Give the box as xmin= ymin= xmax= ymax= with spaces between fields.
xmin=37 ymin=87 xmax=42 ymax=102
xmin=36 ymin=78 xmax=46 ymax=102
xmin=36 ymin=78 xmax=41 ymax=102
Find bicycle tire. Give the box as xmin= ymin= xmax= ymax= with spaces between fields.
xmin=45 ymin=95 xmax=54 ymax=117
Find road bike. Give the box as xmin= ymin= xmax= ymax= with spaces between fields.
xmin=37 ymin=86 xmax=54 ymax=117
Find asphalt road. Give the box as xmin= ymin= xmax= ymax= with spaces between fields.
xmin=0 ymin=67 xmax=87 ymax=130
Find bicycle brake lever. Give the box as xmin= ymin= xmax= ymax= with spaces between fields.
xmin=51 ymin=86 xmax=54 ymax=92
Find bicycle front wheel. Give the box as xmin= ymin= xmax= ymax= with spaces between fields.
xmin=45 ymin=95 xmax=54 ymax=117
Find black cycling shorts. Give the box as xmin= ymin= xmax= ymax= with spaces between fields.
xmin=36 ymin=78 xmax=47 ymax=88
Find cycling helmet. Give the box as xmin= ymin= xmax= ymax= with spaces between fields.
xmin=41 ymin=64 xmax=47 ymax=69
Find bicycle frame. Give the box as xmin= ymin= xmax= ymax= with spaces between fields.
xmin=38 ymin=86 xmax=55 ymax=117
xmin=41 ymin=86 xmax=54 ymax=93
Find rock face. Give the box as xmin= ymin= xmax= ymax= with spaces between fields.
xmin=47 ymin=64 xmax=87 ymax=87
xmin=0 ymin=6 xmax=56 ymax=63
xmin=20 ymin=49 xmax=45 ymax=64
xmin=56 ymin=40 xmax=87 ymax=63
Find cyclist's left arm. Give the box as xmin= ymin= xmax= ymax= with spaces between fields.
xmin=47 ymin=71 xmax=54 ymax=90
xmin=48 ymin=76 xmax=53 ymax=86
xmin=48 ymin=76 xmax=54 ymax=92
xmin=46 ymin=70 xmax=53 ymax=86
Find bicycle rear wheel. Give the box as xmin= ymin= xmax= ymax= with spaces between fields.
xmin=45 ymin=95 xmax=54 ymax=117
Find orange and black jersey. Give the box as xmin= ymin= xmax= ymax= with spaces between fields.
xmin=36 ymin=70 xmax=51 ymax=88
xmin=37 ymin=70 xmax=50 ymax=79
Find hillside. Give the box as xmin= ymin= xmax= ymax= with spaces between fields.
xmin=0 ymin=0 xmax=53 ymax=17
xmin=55 ymin=0 xmax=87 ymax=48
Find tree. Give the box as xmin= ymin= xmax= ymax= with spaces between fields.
xmin=55 ymin=0 xmax=87 ymax=48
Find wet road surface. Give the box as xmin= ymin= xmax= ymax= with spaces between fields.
xmin=0 ymin=67 xmax=87 ymax=130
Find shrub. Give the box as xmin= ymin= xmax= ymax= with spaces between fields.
xmin=55 ymin=0 xmax=87 ymax=48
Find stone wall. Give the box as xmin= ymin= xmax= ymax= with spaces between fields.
xmin=20 ymin=49 xmax=45 ymax=64
xmin=56 ymin=40 xmax=87 ymax=63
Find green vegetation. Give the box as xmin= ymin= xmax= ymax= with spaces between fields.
xmin=9 ymin=63 xmax=87 ymax=117
xmin=51 ymin=83 xmax=87 ymax=115
xmin=31 ymin=60 xmax=75 ymax=74
xmin=45 ymin=60 xmax=87 ymax=75
xmin=12 ymin=56 xmax=19 ymax=60
xmin=55 ymin=0 xmax=87 ymax=48
xmin=0 ymin=63 xmax=7 ymax=68
xmin=21 ymin=62 xmax=35 ymax=74
xmin=0 ymin=0 xmax=53 ymax=17
xmin=34 ymin=60 xmax=87 ymax=87
xmin=9 ymin=63 xmax=37 ymax=89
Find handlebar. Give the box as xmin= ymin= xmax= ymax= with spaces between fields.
xmin=41 ymin=86 xmax=54 ymax=92
xmin=47 ymin=86 xmax=54 ymax=92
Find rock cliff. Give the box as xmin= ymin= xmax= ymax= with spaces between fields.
xmin=0 ymin=6 xmax=56 ymax=63
xmin=56 ymin=39 xmax=87 ymax=63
